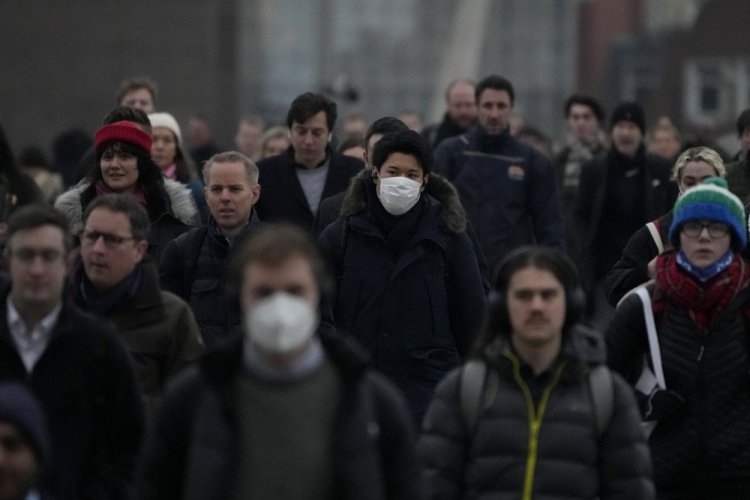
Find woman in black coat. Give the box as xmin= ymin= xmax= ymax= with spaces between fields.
xmin=607 ymin=178 xmax=750 ymax=499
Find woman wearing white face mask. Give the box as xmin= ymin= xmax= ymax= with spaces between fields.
xmin=318 ymin=129 xmax=486 ymax=424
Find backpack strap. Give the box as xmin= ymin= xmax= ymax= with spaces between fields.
xmin=461 ymin=359 xmax=614 ymax=437
xmin=182 ymin=227 xmax=208 ymax=299
xmin=588 ymin=365 xmax=614 ymax=437
xmin=645 ymin=221 xmax=664 ymax=254
xmin=459 ymin=360 xmax=499 ymax=432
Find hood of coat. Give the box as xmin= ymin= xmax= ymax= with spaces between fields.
xmin=162 ymin=178 xmax=199 ymax=225
xmin=54 ymin=178 xmax=198 ymax=234
xmin=340 ymin=171 xmax=466 ymax=234
xmin=483 ymin=324 xmax=607 ymax=382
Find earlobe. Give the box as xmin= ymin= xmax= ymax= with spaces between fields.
xmin=421 ymin=174 xmax=430 ymax=192
xmin=135 ymin=240 xmax=149 ymax=261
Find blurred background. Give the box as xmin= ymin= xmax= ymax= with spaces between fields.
xmin=1 ymin=0 xmax=748 ymax=158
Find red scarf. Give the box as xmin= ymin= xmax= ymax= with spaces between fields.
xmin=95 ymin=179 xmax=148 ymax=207
xmin=654 ymin=250 xmax=750 ymax=333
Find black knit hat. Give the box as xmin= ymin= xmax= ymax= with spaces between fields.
xmin=0 ymin=383 xmax=50 ymax=465
xmin=610 ymin=102 xmax=646 ymax=134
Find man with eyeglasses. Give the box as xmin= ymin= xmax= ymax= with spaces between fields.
xmin=73 ymin=194 xmax=203 ymax=418
xmin=0 ymin=203 xmax=144 ymax=499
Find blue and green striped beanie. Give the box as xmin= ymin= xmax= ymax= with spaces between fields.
xmin=669 ymin=177 xmax=746 ymax=249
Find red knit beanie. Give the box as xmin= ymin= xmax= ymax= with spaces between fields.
xmin=94 ymin=121 xmax=152 ymax=153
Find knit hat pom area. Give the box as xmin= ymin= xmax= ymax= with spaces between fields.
xmin=95 ymin=120 xmax=152 ymax=154
xmin=669 ymin=177 xmax=747 ymax=249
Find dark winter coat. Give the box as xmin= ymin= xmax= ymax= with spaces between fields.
xmin=551 ymin=137 xmax=608 ymax=274
xmin=419 ymin=327 xmax=654 ymax=500
xmin=604 ymin=212 xmax=672 ymax=306
xmin=314 ymin=185 xmax=491 ymax=291
xmin=607 ymin=281 xmax=750 ymax=497
xmin=255 ymin=146 xmax=363 ymax=231
xmin=726 ymin=157 xmax=750 ymax=205
xmin=575 ymin=145 xmax=676 ymax=286
xmin=0 ymin=290 xmax=144 ymax=500
xmin=318 ymin=173 xmax=486 ymax=422
xmin=422 ymin=113 xmax=473 ymax=149
xmin=137 ymin=330 xmax=420 ymax=500
xmin=54 ymin=178 xmax=198 ymax=262
xmin=73 ymin=258 xmax=204 ymax=416
xmin=159 ymin=211 xmax=262 ymax=348
xmin=434 ymin=127 xmax=564 ymax=273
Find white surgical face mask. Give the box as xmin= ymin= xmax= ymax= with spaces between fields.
xmin=244 ymin=292 xmax=317 ymax=354
xmin=377 ymin=176 xmax=422 ymax=215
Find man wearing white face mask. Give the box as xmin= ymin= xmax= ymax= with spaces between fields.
xmin=319 ymin=129 xmax=486 ymax=423
xmin=139 ymin=224 xmax=420 ymax=500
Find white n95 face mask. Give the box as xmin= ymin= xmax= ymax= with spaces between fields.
xmin=244 ymin=292 xmax=318 ymax=354
xmin=377 ymin=176 xmax=422 ymax=215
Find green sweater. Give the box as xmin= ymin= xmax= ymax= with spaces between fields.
xmin=234 ymin=357 xmax=342 ymax=500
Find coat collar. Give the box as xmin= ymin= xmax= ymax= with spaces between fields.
xmin=340 ymin=172 xmax=466 ymax=234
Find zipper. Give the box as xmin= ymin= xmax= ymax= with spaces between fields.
xmin=505 ymin=353 xmax=567 ymax=500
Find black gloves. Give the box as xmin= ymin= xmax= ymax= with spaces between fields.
xmin=642 ymin=389 xmax=686 ymax=422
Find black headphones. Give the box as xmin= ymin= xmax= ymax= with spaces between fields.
xmin=487 ymin=246 xmax=586 ymax=333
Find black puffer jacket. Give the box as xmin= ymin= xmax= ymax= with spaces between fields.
xmin=419 ymin=327 xmax=654 ymax=500
xmin=159 ymin=212 xmax=261 ymax=349
xmin=607 ymin=282 xmax=750 ymax=497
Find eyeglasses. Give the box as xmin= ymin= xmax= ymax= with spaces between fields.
xmin=9 ymin=249 xmax=63 ymax=264
xmin=681 ymin=221 xmax=729 ymax=239
xmin=80 ymin=230 xmax=136 ymax=249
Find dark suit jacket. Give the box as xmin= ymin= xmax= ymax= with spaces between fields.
xmin=255 ymin=146 xmax=363 ymax=231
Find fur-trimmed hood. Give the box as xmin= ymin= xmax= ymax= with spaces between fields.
xmin=339 ymin=172 xmax=467 ymax=234
xmin=54 ymin=178 xmax=199 ymax=235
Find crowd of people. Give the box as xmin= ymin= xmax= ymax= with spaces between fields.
xmin=0 ymin=72 xmax=750 ymax=499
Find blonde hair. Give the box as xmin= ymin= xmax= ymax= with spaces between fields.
xmin=671 ymin=146 xmax=725 ymax=182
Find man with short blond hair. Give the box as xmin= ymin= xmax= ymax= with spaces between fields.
xmin=161 ymin=151 xmax=262 ymax=348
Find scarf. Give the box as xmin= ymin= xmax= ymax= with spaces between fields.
xmin=76 ymin=264 xmax=142 ymax=316
xmin=162 ymin=163 xmax=177 ymax=180
xmin=654 ymin=250 xmax=750 ymax=333
xmin=562 ymin=136 xmax=606 ymax=189
xmin=95 ymin=179 xmax=148 ymax=207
